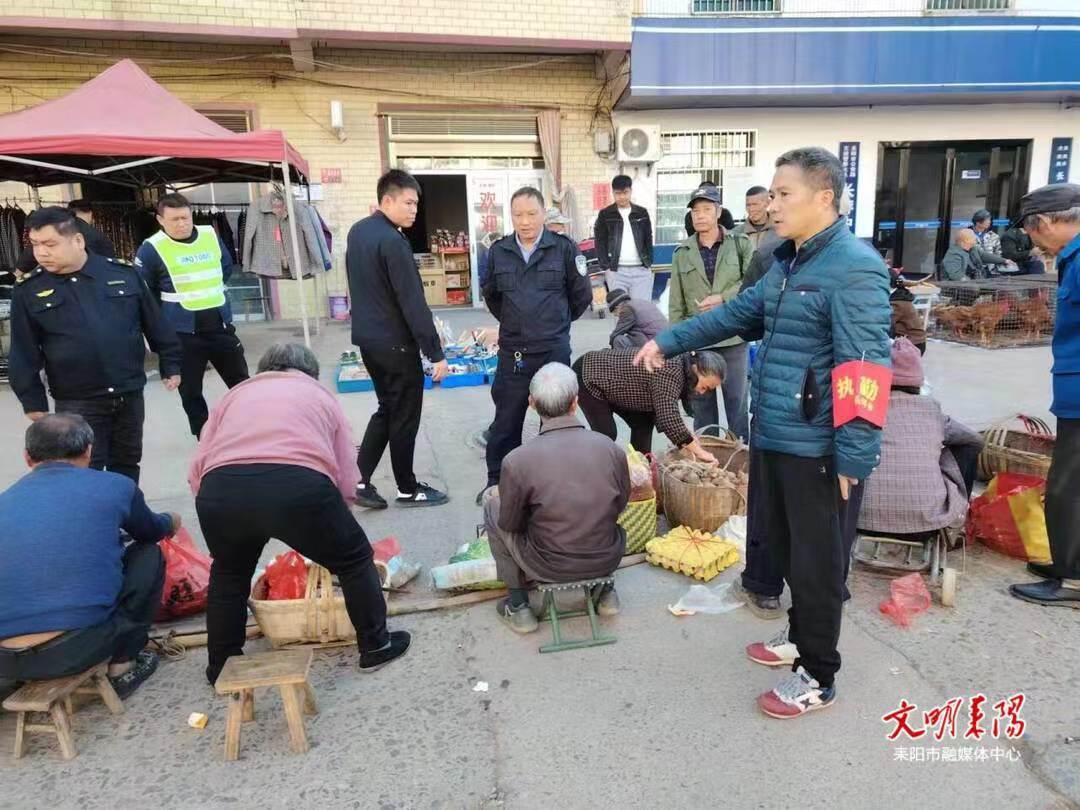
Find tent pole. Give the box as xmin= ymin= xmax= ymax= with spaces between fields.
xmin=30 ymin=186 xmax=40 ymax=208
xmin=306 ymin=183 xmax=321 ymax=337
xmin=281 ymin=160 xmax=311 ymax=348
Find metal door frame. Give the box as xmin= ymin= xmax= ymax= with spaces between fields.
xmin=874 ymin=139 xmax=1032 ymax=269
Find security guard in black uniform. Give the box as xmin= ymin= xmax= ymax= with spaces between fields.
xmin=9 ymin=207 xmax=183 ymax=483
xmin=480 ymin=187 xmax=592 ymax=503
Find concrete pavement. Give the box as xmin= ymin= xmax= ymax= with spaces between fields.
xmin=0 ymin=310 xmax=1076 ymax=809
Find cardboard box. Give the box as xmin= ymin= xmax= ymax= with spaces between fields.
xmin=421 ymin=273 xmax=446 ymax=307
xmin=446 ymin=272 xmax=469 ymax=289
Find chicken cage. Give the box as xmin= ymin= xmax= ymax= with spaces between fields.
xmin=930 ymin=277 xmax=1056 ymax=349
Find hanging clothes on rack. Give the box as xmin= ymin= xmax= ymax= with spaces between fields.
xmin=192 ymin=207 xmax=240 ymax=265
xmin=242 ymin=192 xmax=326 ymax=279
xmin=0 ymin=203 xmax=27 ymax=272
xmin=305 ymin=204 xmax=332 ymax=272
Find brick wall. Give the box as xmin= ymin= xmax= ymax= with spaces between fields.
xmin=0 ymin=39 xmax=621 ymax=319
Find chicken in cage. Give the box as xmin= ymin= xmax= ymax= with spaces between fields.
xmin=931 ymin=277 xmax=1055 ymax=348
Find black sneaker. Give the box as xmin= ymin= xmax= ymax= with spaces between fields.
xmin=109 ymin=650 xmax=159 ymax=700
xmin=396 ymin=483 xmax=448 ymax=508
xmin=359 ymin=630 xmax=412 ymax=673
xmin=355 ymin=483 xmax=388 ymax=510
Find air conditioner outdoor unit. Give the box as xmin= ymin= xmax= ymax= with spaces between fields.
xmin=616 ymin=125 xmax=663 ymax=163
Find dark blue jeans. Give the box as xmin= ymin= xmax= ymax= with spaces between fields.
xmin=54 ymin=390 xmax=145 ymax=483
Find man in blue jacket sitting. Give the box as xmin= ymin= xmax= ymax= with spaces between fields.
xmin=636 ymin=147 xmax=891 ymax=720
xmin=0 ymin=414 xmax=177 ymax=698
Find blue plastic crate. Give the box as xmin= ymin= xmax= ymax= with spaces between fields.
xmin=337 ymin=365 xmax=432 ymax=393
xmin=441 ymin=371 xmax=487 ymax=388
xmin=336 ymin=376 xmax=375 ymax=393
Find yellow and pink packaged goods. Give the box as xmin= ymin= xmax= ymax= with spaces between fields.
xmin=645 ymin=526 xmax=740 ymax=582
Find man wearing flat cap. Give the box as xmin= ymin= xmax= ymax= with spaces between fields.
xmin=1009 ymin=183 xmax=1080 ymax=609
xmin=667 ymin=184 xmax=754 ymax=442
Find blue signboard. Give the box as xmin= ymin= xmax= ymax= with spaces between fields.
xmin=839 ymin=142 xmax=859 ymax=233
xmin=1050 ymin=137 xmax=1073 ymax=185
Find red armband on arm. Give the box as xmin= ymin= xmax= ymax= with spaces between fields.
xmin=832 ymin=360 xmax=892 ymax=428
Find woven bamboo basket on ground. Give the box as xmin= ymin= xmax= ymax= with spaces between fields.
xmin=250 ymin=563 xmax=384 ymax=647
xmin=978 ymin=414 xmax=1054 ymax=482
xmin=660 ymin=451 xmax=747 ymax=534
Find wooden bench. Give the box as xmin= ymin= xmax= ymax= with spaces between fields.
xmin=214 ymin=648 xmax=318 ymax=761
xmin=2 ymin=662 xmax=123 ymax=760
xmin=536 ymin=577 xmax=617 ymax=654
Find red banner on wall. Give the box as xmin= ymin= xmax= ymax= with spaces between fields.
xmin=593 ymin=182 xmax=612 ymax=210
xmin=832 ymin=360 xmax=892 ymax=428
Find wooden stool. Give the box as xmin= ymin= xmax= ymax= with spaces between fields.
xmin=536 ymin=577 xmax=617 ymax=654
xmin=214 ymin=648 xmax=318 ymax=761
xmin=2 ymin=661 xmax=123 ymax=760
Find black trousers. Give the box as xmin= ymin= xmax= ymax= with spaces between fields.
xmin=179 ymin=327 xmax=250 ymax=438
xmin=0 ymin=543 xmax=164 ymax=681
xmin=54 ymin=390 xmax=145 ymax=483
xmin=357 ymin=345 xmax=424 ymax=494
xmin=195 ymin=464 xmax=389 ymax=684
xmin=572 ymin=357 xmax=656 ymax=453
xmin=486 ymin=346 xmax=571 ymax=485
xmin=751 ymin=450 xmax=850 ymax=687
xmin=741 ymin=448 xmax=864 ymax=604
xmin=1046 ymin=418 xmax=1080 ymax=579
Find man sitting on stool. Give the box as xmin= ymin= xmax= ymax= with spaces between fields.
xmin=484 ymin=363 xmax=630 ymax=634
xmin=0 ymin=414 xmax=175 ymax=698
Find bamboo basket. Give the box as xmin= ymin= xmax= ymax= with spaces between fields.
xmin=660 ymin=452 xmax=747 ymax=533
xmin=249 ymin=563 xmax=374 ymax=648
xmin=978 ymin=414 xmax=1054 ymax=482
xmin=697 ymin=429 xmax=750 ymax=474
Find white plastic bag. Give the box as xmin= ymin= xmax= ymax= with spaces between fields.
xmin=716 ymin=515 xmax=747 ymax=554
xmin=670 ymin=581 xmax=743 ymax=615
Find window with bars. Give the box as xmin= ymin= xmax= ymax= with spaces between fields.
xmin=692 ymin=0 xmax=780 ymax=13
xmin=655 ymin=130 xmax=756 ymax=244
xmin=926 ymin=0 xmax=1009 ymax=9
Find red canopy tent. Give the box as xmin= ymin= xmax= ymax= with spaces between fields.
xmin=0 ymin=60 xmax=315 ymax=341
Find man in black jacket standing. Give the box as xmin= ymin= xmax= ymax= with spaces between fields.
xmin=479 ymin=186 xmax=592 ymax=504
xmin=347 ymin=170 xmax=449 ymax=510
xmin=593 ymin=175 xmax=654 ymax=301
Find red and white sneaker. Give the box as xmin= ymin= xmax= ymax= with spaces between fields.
xmin=757 ymin=667 xmax=837 ymax=720
xmin=746 ymin=625 xmax=798 ymax=667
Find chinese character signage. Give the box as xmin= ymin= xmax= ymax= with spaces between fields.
xmin=593 ymin=182 xmax=613 ymax=211
xmin=839 ymin=142 xmax=859 ymax=233
xmin=320 ymin=168 xmax=342 ymax=184
xmin=1049 ymin=137 xmax=1072 ymax=185
xmin=832 ymin=359 xmax=892 ymax=427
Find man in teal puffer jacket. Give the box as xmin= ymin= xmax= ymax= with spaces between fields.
xmin=636 ymin=147 xmax=891 ymax=720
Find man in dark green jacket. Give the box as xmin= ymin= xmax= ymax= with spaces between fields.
xmin=636 ymin=147 xmax=891 ymax=721
xmin=668 ymin=185 xmax=754 ymax=441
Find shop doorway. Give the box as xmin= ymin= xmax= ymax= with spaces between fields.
xmin=874 ymin=140 xmax=1031 ymax=277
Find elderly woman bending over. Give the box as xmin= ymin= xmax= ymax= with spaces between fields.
xmin=189 ymin=343 xmax=409 ymax=684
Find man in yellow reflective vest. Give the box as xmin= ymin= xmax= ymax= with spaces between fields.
xmin=136 ymin=193 xmax=249 ymax=438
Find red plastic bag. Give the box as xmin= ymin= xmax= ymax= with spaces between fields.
xmin=879 ymin=573 xmax=931 ymax=628
xmin=156 ymin=529 xmax=212 ymax=621
xmin=265 ymin=551 xmax=308 ymax=600
xmin=966 ymin=473 xmax=1049 ymax=562
xmin=371 ymin=536 xmax=401 ymax=565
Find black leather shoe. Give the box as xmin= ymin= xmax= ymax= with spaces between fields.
xmin=1026 ymin=561 xmax=1058 ymax=580
xmin=1009 ymin=579 xmax=1080 ymax=609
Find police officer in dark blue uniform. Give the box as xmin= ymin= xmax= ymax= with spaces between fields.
xmin=9 ymin=207 xmax=182 ymax=483
xmin=479 ymin=186 xmax=592 ymax=503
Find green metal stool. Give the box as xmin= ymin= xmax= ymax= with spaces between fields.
xmin=536 ymin=577 xmax=617 ymax=654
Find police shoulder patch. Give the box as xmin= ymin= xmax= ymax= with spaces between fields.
xmin=106 ymin=257 xmax=134 ymax=268
xmin=575 ymin=254 xmax=588 ymax=277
